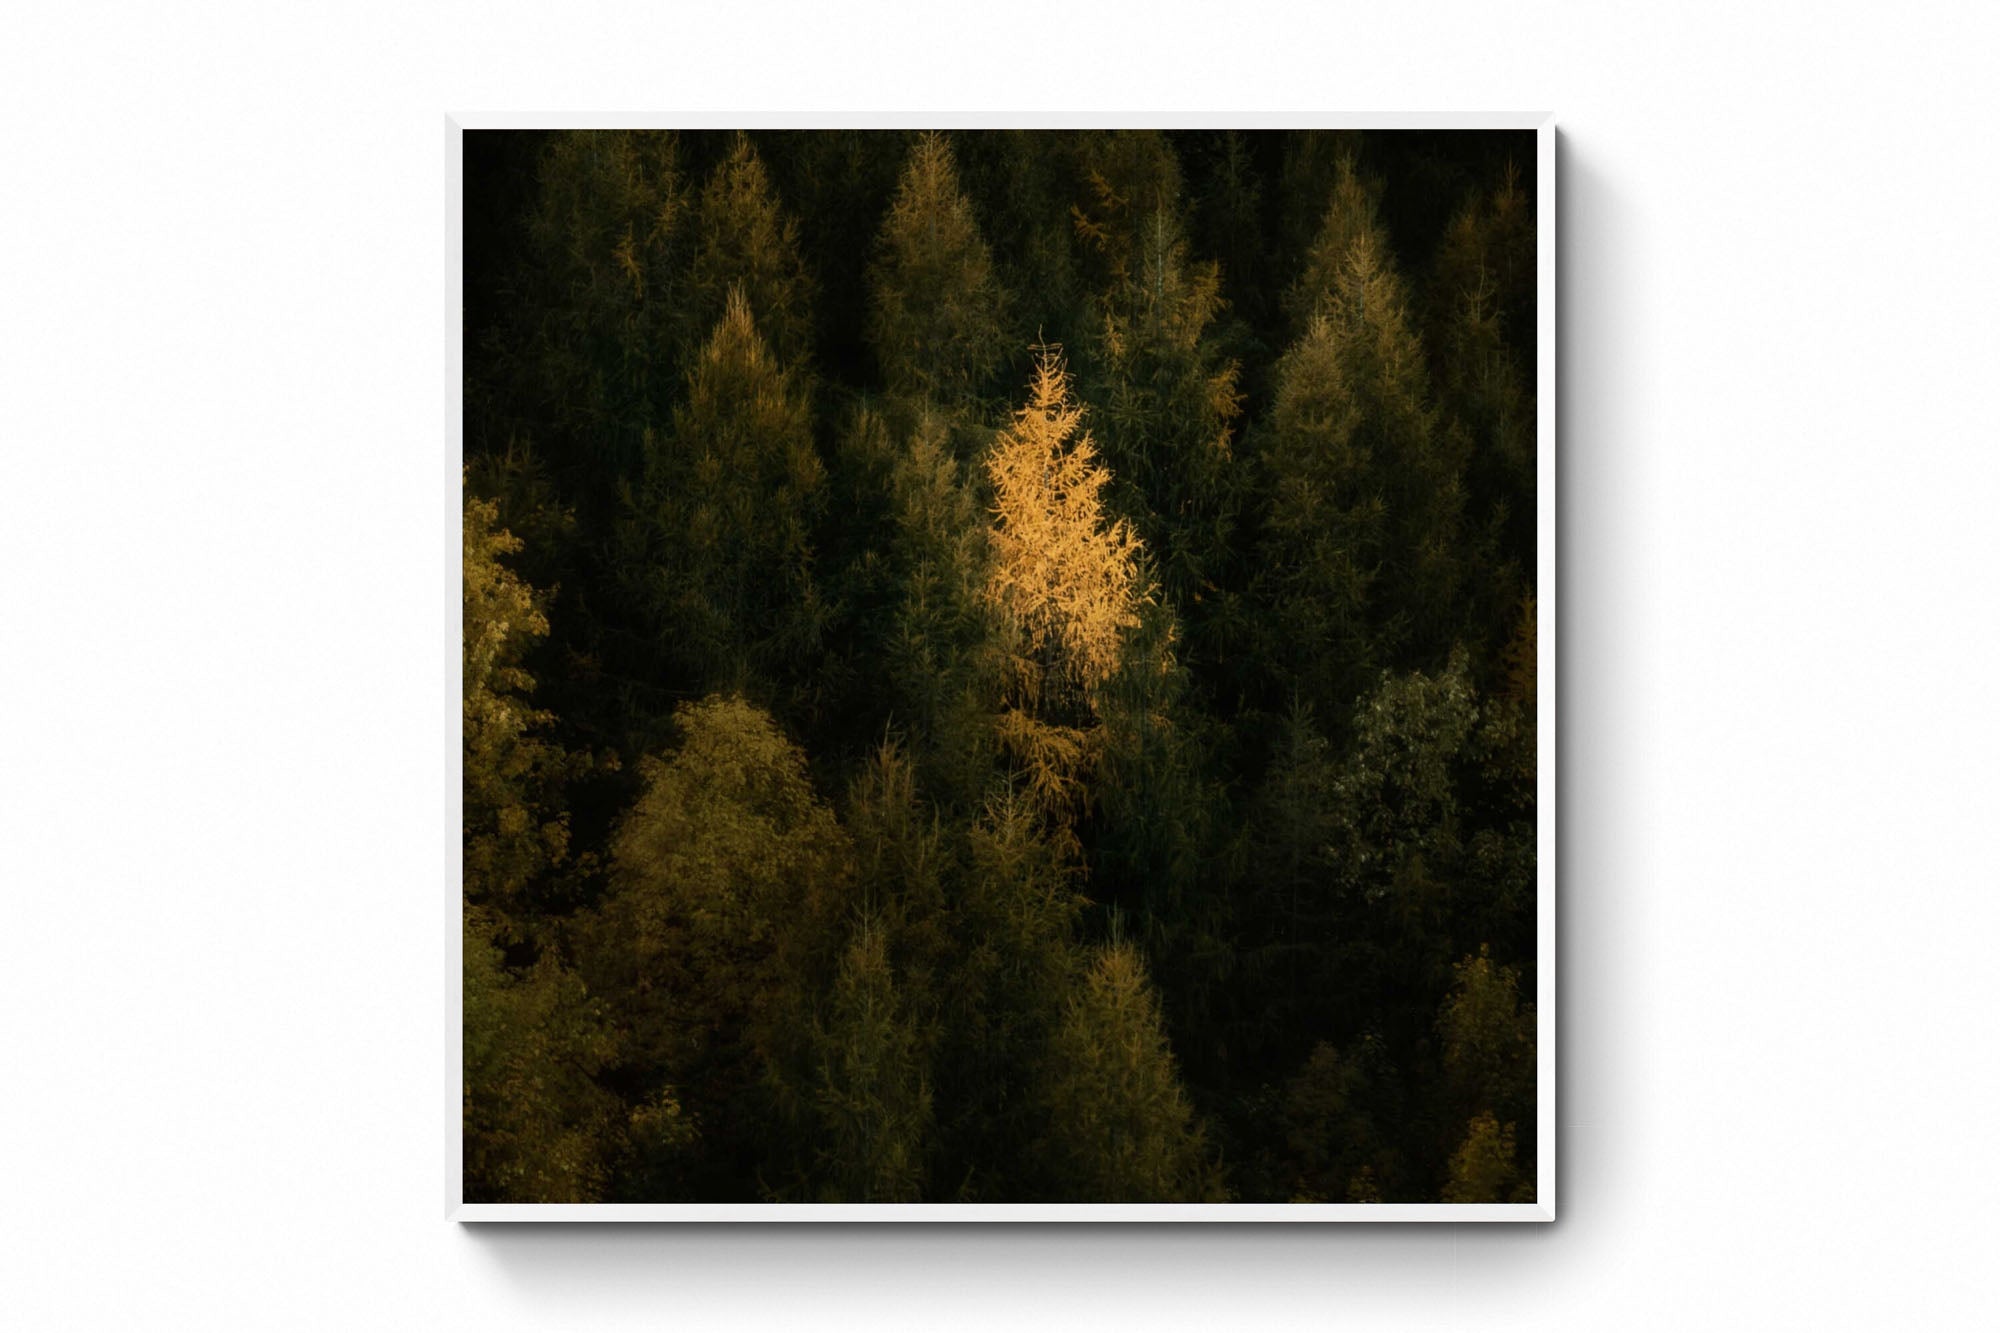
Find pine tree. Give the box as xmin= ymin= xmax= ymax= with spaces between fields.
xmin=1036 ymin=941 xmax=1226 ymax=1201
xmin=1076 ymin=153 xmax=1245 ymax=636
xmin=1069 ymin=132 xmax=1184 ymax=294
xmin=1093 ymin=590 xmax=1234 ymax=1079
xmin=1428 ymin=166 xmax=1537 ymax=646
xmin=1260 ymin=174 xmax=1470 ymax=713
xmin=952 ymin=129 xmax=1088 ymax=357
xmin=868 ymin=131 xmax=1010 ymax=403
xmin=878 ymin=409 xmax=1001 ymax=807
xmin=1284 ymin=151 xmax=1384 ymax=334
xmin=482 ymin=131 xmax=688 ymax=489
xmin=625 ymin=287 xmax=828 ymax=705
xmin=799 ymin=921 xmax=935 ymax=1201
xmin=681 ymin=133 xmax=816 ymax=366
xmin=930 ymin=786 xmax=1085 ymax=1197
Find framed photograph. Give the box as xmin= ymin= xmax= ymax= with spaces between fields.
xmin=454 ymin=115 xmax=1553 ymax=1221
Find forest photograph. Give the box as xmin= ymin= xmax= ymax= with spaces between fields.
xmin=461 ymin=127 xmax=1542 ymax=1207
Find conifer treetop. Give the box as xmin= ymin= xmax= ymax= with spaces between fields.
xmin=982 ymin=349 xmax=1144 ymax=700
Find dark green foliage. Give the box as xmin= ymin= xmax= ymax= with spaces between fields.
xmin=463 ymin=130 xmax=1539 ymax=1204
xmin=1036 ymin=942 xmax=1228 ymax=1202
xmin=868 ymin=132 xmax=1011 ymax=403
xmin=681 ymin=134 xmax=816 ymax=366
xmin=463 ymin=909 xmax=623 ymax=1202
xmin=619 ymin=289 xmax=830 ymax=710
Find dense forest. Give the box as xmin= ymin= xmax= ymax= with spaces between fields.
xmin=462 ymin=129 xmax=1538 ymax=1204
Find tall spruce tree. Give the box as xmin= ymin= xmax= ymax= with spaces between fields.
xmin=1036 ymin=941 xmax=1226 ymax=1201
xmin=681 ymin=133 xmax=816 ymax=366
xmin=1074 ymin=146 xmax=1246 ymax=646
xmin=478 ymin=131 xmax=688 ymax=492
xmin=1427 ymin=165 xmax=1537 ymax=655
xmin=621 ymin=287 xmax=829 ymax=712
xmin=1260 ymin=171 xmax=1470 ymax=716
xmin=868 ymin=131 xmax=1010 ymax=404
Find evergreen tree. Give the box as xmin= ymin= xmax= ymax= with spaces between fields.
xmin=952 ymin=130 xmax=1089 ymax=356
xmin=1036 ymin=941 xmax=1225 ymax=1201
xmin=1075 ymin=149 xmax=1246 ymax=644
xmin=622 ymin=288 xmax=829 ymax=711
xmin=877 ymin=409 xmax=1001 ymax=807
xmin=1283 ymin=152 xmax=1384 ymax=334
xmin=868 ymin=131 xmax=1010 ymax=403
xmin=1259 ymin=178 xmax=1470 ymax=714
xmin=1093 ymin=590 xmax=1235 ymax=1078
xmin=931 ymin=786 xmax=1085 ymax=1198
xmin=1428 ymin=166 xmax=1538 ymax=646
xmin=798 ymin=921 xmax=935 ymax=1202
xmin=681 ymin=133 xmax=816 ymax=366
xmin=477 ymin=131 xmax=688 ymax=490
xmin=769 ymin=740 xmax=947 ymax=1201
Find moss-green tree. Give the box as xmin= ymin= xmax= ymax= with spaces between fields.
xmin=622 ymin=288 xmax=829 ymax=709
xmin=681 ymin=133 xmax=816 ymax=366
xmin=1273 ymin=1037 xmax=1404 ymax=1203
xmin=1437 ymin=945 xmax=1534 ymax=1195
xmin=1260 ymin=179 xmax=1470 ymax=713
xmin=931 ymin=787 xmax=1085 ymax=1197
xmin=868 ymin=131 xmax=1010 ymax=403
xmin=1069 ymin=133 xmax=1245 ymax=627
xmin=583 ymin=695 xmax=852 ymax=1196
xmin=1036 ymin=941 xmax=1225 ymax=1201
xmin=1428 ymin=166 xmax=1537 ymax=648
xmin=463 ymin=910 xmax=623 ymax=1202
xmin=798 ymin=921 xmax=935 ymax=1201
xmin=476 ymin=131 xmax=688 ymax=489
xmin=462 ymin=486 xmax=585 ymax=918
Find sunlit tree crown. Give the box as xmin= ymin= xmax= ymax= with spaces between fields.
xmin=982 ymin=350 xmax=1143 ymax=703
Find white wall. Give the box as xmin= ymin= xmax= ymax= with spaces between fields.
xmin=5 ymin=3 xmax=1996 ymax=1328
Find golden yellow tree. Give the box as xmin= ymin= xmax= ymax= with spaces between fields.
xmin=981 ymin=350 xmax=1143 ymax=827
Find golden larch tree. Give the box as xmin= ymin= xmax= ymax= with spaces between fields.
xmin=981 ymin=350 xmax=1144 ymax=827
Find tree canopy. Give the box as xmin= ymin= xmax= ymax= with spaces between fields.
xmin=464 ymin=129 xmax=1539 ymax=1204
